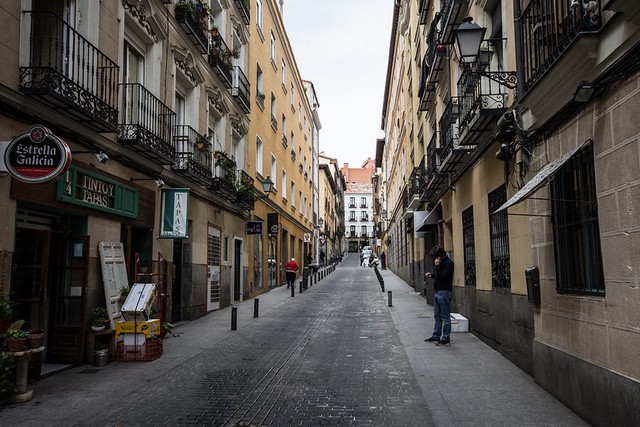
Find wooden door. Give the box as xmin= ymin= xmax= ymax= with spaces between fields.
xmin=48 ymin=235 xmax=89 ymax=365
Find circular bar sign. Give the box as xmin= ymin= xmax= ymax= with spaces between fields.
xmin=4 ymin=125 xmax=71 ymax=183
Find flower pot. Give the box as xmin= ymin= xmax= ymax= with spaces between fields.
xmin=6 ymin=338 xmax=26 ymax=352
xmin=26 ymin=332 xmax=44 ymax=348
xmin=91 ymin=325 xmax=106 ymax=332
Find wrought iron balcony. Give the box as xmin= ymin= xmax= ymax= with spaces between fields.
xmin=423 ymin=132 xmax=446 ymax=204
xmin=418 ymin=0 xmax=433 ymax=25
xmin=348 ymin=203 xmax=357 ymax=208
xmin=419 ymin=16 xmax=443 ymax=111
xmin=233 ymin=0 xmax=250 ymax=25
xmin=19 ymin=11 xmax=119 ymax=132
xmin=235 ymin=170 xmax=255 ymax=211
xmin=360 ymin=203 xmax=368 ymax=208
xmin=231 ymin=66 xmax=250 ymax=113
xmin=175 ymin=0 xmax=209 ymax=54
xmin=349 ymin=217 xmax=357 ymax=222
xmin=438 ymin=98 xmax=466 ymax=175
xmin=118 ymin=83 xmax=176 ymax=164
xmin=208 ymin=33 xmax=233 ymax=88
xmin=457 ymin=60 xmax=514 ymax=145
xmin=406 ymin=166 xmax=423 ymax=211
xmin=172 ymin=125 xmax=212 ymax=186
xmin=438 ymin=0 xmax=470 ymax=45
xmin=521 ymin=0 xmax=603 ymax=95
xmin=210 ymin=151 xmax=237 ymax=201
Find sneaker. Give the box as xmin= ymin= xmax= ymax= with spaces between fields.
xmin=424 ymin=337 xmax=440 ymax=342
xmin=436 ymin=339 xmax=450 ymax=346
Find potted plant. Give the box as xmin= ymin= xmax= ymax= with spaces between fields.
xmin=5 ymin=324 xmax=29 ymax=352
xmin=90 ymin=307 xmax=109 ymax=332
xmin=119 ymin=285 xmax=130 ymax=303
xmin=160 ymin=322 xmax=175 ymax=339
xmin=26 ymin=328 xmax=44 ymax=348
xmin=0 ymin=297 xmax=12 ymax=333
xmin=195 ymin=135 xmax=211 ymax=152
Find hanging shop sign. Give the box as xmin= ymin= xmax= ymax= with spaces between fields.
xmin=247 ymin=221 xmax=263 ymax=235
xmin=4 ymin=125 xmax=71 ymax=183
xmin=267 ymin=213 xmax=279 ymax=235
xmin=56 ymin=165 xmax=138 ymax=218
xmin=303 ymin=233 xmax=311 ymax=243
xmin=159 ymin=188 xmax=190 ymax=239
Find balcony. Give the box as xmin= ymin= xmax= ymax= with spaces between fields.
xmin=360 ymin=215 xmax=369 ymax=222
xmin=423 ymin=132 xmax=446 ymax=204
xmin=406 ymin=166 xmax=424 ymax=211
xmin=419 ymin=0 xmax=433 ymax=25
xmin=348 ymin=203 xmax=357 ymax=208
xmin=172 ymin=125 xmax=212 ymax=186
xmin=438 ymin=0 xmax=470 ymax=45
xmin=231 ymin=67 xmax=250 ymax=113
xmin=118 ymin=83 xmax=176 ymax=164
xmin=208 ymin=34 xmax=233 ymax=88
xmin=210 ymin=151 xmax=237 ymax=201
xmin=349 ymin=231 xmax=356 ymax=238
xmin=349 ymin=217 xmax=357 ymax=222
xmin=235 ymin=170 xmax=255 ymax=211
xmin=233 ymin=0 xmax=250 ymax=25
xmin=175 ymin=0 xmax=209 ymax=54
xmin=19 ymin=11 xmax=119 ymax=132
xmin=360 ymin=203 xmax=368 ymax=208
xmin=419 ymin=17 xmax=443 ymax=111
xmin=438 ymin=98 xmax=470 ymax=176
xmin=457 ymin=61 xmax=514 ymax=146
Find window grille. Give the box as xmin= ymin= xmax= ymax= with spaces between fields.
xmin=462 ymin=206 xmax=476 ymax=286
xmin=488 ymin=185 xmax=510 ymax=288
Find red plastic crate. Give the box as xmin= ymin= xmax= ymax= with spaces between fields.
xmin=116 ymin=337 xmax=163 ymax=361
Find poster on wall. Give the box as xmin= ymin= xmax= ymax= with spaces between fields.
xmin=159 ymin=188 xmax=190 ymax=239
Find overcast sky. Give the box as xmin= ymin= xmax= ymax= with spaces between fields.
xmin=283 ymin=0 xmax=394 ymax=167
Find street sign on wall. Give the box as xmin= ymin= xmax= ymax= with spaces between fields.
xmin=159 ymin=188 xmax=190 ymax=239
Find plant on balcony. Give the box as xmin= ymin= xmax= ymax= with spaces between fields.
xmin=195 ymin=135 xmax=211 ymax=152
xmin=209 ymin=25 xmax=219 ymax=37
xmin=176 ymin=0 xmax=210 ymax=32
xmin=236 ymin=183 xmax=255 ymax=205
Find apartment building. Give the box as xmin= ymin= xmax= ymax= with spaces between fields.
xmin=246 ymin=0 xmax=317 ymax=291
xmin=380 ymin=0 xmax=640 ymax=424
xmin=318 ymin=154 xmax=346 ymax=262
xmin=341 ymin=159 xmax=376 ymax=253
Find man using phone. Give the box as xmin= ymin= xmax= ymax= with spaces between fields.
xmin=424 ymin=246 xmax=454 ymax=345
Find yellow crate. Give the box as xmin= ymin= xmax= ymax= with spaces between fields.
xmin=115 ymin=319 xmax=160 ymax=338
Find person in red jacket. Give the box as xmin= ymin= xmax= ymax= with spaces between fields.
xmin=285 ymin=258 xmax=299 ymax=288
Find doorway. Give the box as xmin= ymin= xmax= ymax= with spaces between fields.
xmin=207 ymin=226 xmax=221 ymax=311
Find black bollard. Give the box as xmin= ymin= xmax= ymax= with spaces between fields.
xmin=231 ymin=307 xmax=238 ymax=330
xmin=254 ymin=298 xmax=259 ymax=318
xmin=299 ymin=280 xmax=303 ymax=293
xmin=291 ymin=283 xmax=295 ymax=297
xmin=388 ymin=291 xmax=393 ymax=307
xmin=381 ymin=280 xmax=385 ymax=292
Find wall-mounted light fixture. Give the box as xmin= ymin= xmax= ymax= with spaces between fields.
xmin=256 ymin=176 xmax=274 ymax=199
xmin=74 ymin=150 xmax=109 ymax=164
xmin=573 ymin=80 xmax=595 ymax=103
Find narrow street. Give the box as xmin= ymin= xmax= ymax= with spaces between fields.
xmin=1 ymin=255 xmax=586 ymax=426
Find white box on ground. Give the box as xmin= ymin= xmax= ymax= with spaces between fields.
xmin=121 ymin=283 xmax=157 ymax=321
xmin=450 ymin=313 xmax=469 ymax=333
xmin=123 ymin=333 xmax=146 ymax=346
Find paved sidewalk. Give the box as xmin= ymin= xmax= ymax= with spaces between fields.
xmin=0 ymin=255 xmax=587 ymax=426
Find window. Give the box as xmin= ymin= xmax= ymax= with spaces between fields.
xmin=281 ymin=60 xmax=286 ymax=86
xmin=360 ymin=197 xmax=367 ymax=208
xmin=552 ymin=144 xmax=604 ymax=294
xmin=282 ymin=114 xmax=287 ymax=135
xmin=270 ymin=94 xmax=277 ymax=129
xmin=462 ymin=206 xmax=476 ymax=287
xmin=349 ymin=210 xmax=356 ymax=221
xmin=290 ymin=83 xmax=295 ymax=106
xmin=256 ymin=64 xmax=264 ymax=105
xmin=281 ymin=169 xmax=287 ymax=199
xmin=361 ymin=225 xmax=367 ymax=236
xmin=256 ymin=136 xmax=263 ymax=175
xmin=350 ymin=225 xmax=356 ymax=236
xmin=270 ymin=155 xmax=276 ymax=184
xmin=270 ymin=32 xmax=276 ymax=62
xmin=488 ymin=185 xmax=510 ymax=288
xmin=223 ymin=235 xmax=229 ymax=263
xmin=256 ymin=0 xmax=263 ymax=30
xmin=360 ymin=211 xmax=368 ymax=221
xmin=349 ymin=197 xmax=356 ymax=208
xmin=299 ymin=191 xmax=303 ymax=212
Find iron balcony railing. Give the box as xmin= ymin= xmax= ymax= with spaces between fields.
xmin=236 ymin=169 xmax=255 ymax=210
xmin=426 ymin=132 xmax=439 ymax=181
xmin=408 ymin=166 xmax=423 ymax=199
xmin=208 ymin=33 xmax=233 ymax=88
xmin=172 ymin=125 xmax=212 ymax=185
xmin=118 ymin=83 xmax=176 ymax=164
xmin=19 ymin=11 xmax=119 ymax=132
xmin=418 ymin=0 xmax=433 ymax=25
xmin=439 ymin=98 xmax=460 ymax=162
xmin=521 ymin=0 xmax=603 ymax=94
xmin=457 ymin=60 xmax=515 ymax=135
xmin=210 ymin=151 xmax=237 ymax=201
xmin=419 ymin=15 xmax=441 ymax=110
xmin=233 ymin=0 xmax=250 ymax=25
xmin=231 ymin=66 xmax=250 ymax=113
xmin=175 ymin=0 xmax=209 ymax=54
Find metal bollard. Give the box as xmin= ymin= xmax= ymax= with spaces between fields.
xmin=231 ymin=307 xmax=238 ymax=330
xmin=381 ymin=280 xmax=385 ymax=292
xmin=299 ymin=280 xmax=303 ymax=293
xmin=291 ymin=284 xmax=295 ymax=297
xmin=254 ymin=298 xmax=259 ymax=318
xmin=388 ymin=291 xmax=393 ymax=307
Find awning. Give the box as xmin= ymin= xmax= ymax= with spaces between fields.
xmin=415 ymin=206 xmax=441 ymax=233
xmin=494 ymin=140 xmax=590 ymax=213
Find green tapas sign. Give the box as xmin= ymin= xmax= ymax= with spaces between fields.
xmin=56 ymin=166 xmax=138 ymax=218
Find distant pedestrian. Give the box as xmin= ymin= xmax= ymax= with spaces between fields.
xmin=285 ymin=258 xmax=299 ymax=288
xmin=380 ymin=252 xmax=386 ymax=270
xmin=320 ymin=250 xmax=325 ymax=266
xmin=424 ymin=246 xmax=454 ymax=345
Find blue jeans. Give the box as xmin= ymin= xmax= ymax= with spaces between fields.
xmin=431 ymin=290 xmax=452 ymax=341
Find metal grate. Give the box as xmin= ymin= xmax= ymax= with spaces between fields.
xmin=488 ymin=185 xmax=510 ymax=288
xmin=462 ymin=206 xmax=476 ymax=287
xmin=551 ymin=144 xmax=604 ymax=295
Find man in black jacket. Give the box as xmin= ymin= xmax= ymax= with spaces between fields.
xmin=424 ymin=246 xmax=454 ymax=345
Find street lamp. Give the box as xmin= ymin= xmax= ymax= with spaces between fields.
xmin=455 ymin=16 xmax=486 ymax=64
xmin=260 ymin=176 xmax=274 ymax=198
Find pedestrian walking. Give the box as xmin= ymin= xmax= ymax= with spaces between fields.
xmin=285 ymin=257 xmax=299 ymax=288
xmin=424 ymin=246 xmax=454 ymax=345
xmin=380 ymin=252 xmax=386 ymax=269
